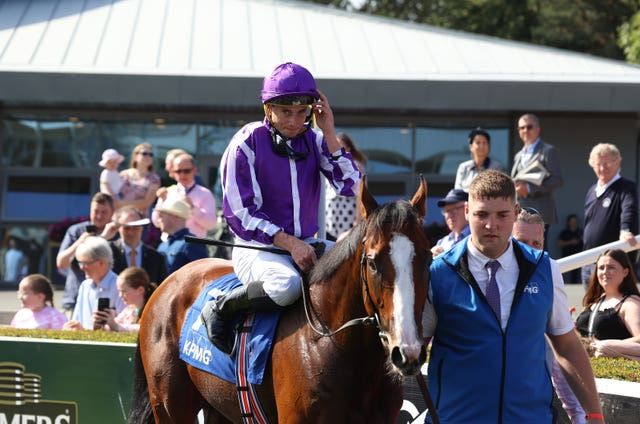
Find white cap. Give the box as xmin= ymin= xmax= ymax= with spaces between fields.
xmin=99 ymin=149 xmax=125 ymax=167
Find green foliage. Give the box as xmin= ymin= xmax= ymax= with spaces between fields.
xmin=302 ymin=0 xmax=640 ymax=62
xmin=0 ymin=327 xmax=138 ymax=344
xmin=618 ymin=11 xmax=640 ymax=64
xmin=591 ymin=356 xmax=640 ymax=382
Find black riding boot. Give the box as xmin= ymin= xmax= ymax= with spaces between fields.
xmin=201 ymin=281 xmax=281 ymax=355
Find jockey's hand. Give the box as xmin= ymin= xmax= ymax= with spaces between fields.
xmin=274 ymin=231 xmax=317 ymax=273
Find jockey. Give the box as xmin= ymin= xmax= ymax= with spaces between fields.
xmin=201 ymin=62 xmax=362 ymax=354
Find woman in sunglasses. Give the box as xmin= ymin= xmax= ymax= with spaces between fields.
xmin=118 ymin=142 xmax=161 ymax=216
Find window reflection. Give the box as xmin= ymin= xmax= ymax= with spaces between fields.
xmin=2 ymin=120 xmax=97 ymax=167
xmin=336 ymin=127 xmax=413 ymax=175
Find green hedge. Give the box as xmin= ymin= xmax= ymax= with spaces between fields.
xmin=1 ymin=328 xmax=639 ymax=382
xmin=0 ymin=327 xmax=137 ymax=344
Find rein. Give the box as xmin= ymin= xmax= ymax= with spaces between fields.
xmin=301 ymin=238 xmax=382 ymax=338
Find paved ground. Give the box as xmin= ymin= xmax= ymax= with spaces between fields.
xmin=0 ymin=281 xmax=589 ymax=325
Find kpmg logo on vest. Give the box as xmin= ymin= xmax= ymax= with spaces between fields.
xmin=0 ymin=362 xmax=77 ymax=424
xmin=524 ymin=281 xmax=540 ymax=294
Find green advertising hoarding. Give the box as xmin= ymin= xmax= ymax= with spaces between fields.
xmin=0 ymin=337 xmax=135 ymax=424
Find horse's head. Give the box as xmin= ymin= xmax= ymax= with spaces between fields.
xmin=359 ymin=177 xmax=431 ymax=376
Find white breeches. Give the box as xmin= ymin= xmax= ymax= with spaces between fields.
xmin=231 ymin=237 xmax=333 ymax=307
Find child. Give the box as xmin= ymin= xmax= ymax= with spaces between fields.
xmin=99 ymin=148 xmax=125 ymax=199
xmin=93 ymin=267 xmax=156 ymax=332
xmin=11 ymin=274 xmax=67 ymax=330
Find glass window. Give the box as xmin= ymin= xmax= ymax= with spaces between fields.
xmin=1 ymin=119 xmax=99 ymax=168
xmin=336 ymin=126 xmax=413 ymax=175
xmin=415 ymin=127 xmax=509 ymax=175
xmin=102 ymin=122 xmax=198 ymax=174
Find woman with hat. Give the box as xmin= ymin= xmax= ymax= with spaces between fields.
xmin=201 ymin=62 xmax=361 ymax=354
xmin=454 ymin=127 xmax=504 ymax=191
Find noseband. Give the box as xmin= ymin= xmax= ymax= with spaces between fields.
xmin=302 ymin=237 xmax=385 ymax=339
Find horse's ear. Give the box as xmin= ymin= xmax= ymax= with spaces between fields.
xmin=359 ymin=175 xmax=378 ymax=219
xmin=410 ymin=175 xmax=428 ymax=220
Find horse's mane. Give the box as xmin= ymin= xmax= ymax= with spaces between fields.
xmin=310 ymin=199 xmax=423 ymax=283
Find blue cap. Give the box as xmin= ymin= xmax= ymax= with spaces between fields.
xmin=437 ymin=189 xmax=468 ymax=207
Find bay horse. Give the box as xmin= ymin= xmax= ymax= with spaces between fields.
xmin=129 ymin=177 xmax=432 ymax=423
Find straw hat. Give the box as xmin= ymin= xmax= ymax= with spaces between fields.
xmin=155 ymin=198 xmax=190 ymax=220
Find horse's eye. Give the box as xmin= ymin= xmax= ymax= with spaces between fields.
xmin=367 ymin=257 xmax=378 ymax=274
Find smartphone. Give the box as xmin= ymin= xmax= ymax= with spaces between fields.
xmin=97 ymin=297 xmax=110 ymax=312
xmin=86 ymin=224 xmax=97 ymax=233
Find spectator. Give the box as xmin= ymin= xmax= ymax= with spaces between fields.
xmin=106 ymin=206 xmax=167 ymax=285
xmin=512 ymin=207 xmax=586 ymax=424
xmin=558 ymin=214 xmax=584 ymax=284
xmin=62 ymin=236 xmax=125 ymax=330
xmin=201 ymin=62 xmax=361 ymax=354
xmin=155 ymin=198 xmax=208 ymax=274
xmin=512 ymin=206 xmax=545 ymax=250
xmin=576 ymin=249 xmax=640 ymax=360
xmin=425 ymin=170 xmax=602 ymax=424
xmin=118 ymin=142 xmax=161 ymax=215
xmin=581 ymin=143 xmax=638 ymax=291
xmin=164 ymin=148 xmax=188 ymax=182
xmin=56 ymin=192 xmax=117 ymax=316
xmin=11 ymin=274 xmax=67 ymax=330
xmin=98 ymin=148 xmax=125 ymax=199
xmin=325 ymin=132 xmax=367 ymax=241
xmin=4 ymin=237 xmax=27 ymax=284
xmin=92 ymin=267 xmax=156 ymax=332
xmin=454 ymin=127 xmax=504 ymax=191
xmin=152 ymin=153 xmax=217 ymax=239
xmin=511 ymin=113 xmax=563 ymax=248
xmin=156 ymin=148 xmax=188 ymax=201
xmin=430 ymin=189 xmax=469 ymax=258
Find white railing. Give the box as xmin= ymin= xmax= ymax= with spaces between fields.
xmin=556 ymin=235 xmax=640 ymax=273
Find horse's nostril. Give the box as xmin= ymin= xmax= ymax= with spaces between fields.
xmin=419 ymin=344 xmax=427 ymax=365
xmin=391 ymin=346 xmax=403 ymax=367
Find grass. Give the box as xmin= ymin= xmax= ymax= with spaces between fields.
xmin=0 ymin=327 xmax=138 ymax=344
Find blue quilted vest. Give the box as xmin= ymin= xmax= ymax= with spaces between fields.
xmin=427 ymin=238 xmax=554 ymax=424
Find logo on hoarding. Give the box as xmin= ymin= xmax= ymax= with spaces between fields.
xmin=0 ymin=362 xmax=77 ymax=424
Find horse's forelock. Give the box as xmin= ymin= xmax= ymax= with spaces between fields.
xmin=311 ymin=200 xmax=426 ymax=283
xmin=366 ymin=200 xmax=423 ymax=243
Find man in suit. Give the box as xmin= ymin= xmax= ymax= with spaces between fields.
xmin=511 ymin=113 xmax=563 ymax=249
xmin=104 ymin=206 xmax=168 ymax=284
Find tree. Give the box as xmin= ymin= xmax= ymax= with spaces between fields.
xmin=618 ymin=11 xmax=640 ymax=63
xmin=302 ymin=0 xmax=640 ymax=62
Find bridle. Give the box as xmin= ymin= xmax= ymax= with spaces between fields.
xmin=301 ymin=237 xmax=386 ymax=340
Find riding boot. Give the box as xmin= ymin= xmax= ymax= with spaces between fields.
xmin=201 ymin=281 xmax=281 ymax=355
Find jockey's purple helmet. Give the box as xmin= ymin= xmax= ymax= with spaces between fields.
xmin=261 ymin=62 xmax=318 ymax=105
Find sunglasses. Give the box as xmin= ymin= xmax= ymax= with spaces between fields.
xmin=174 ymin=168 xmax=193 ymax=175
xmin=137 ymin=151 xmax=154 ymax=157
xmin=517 ymin=124 xmax=535 ymax=131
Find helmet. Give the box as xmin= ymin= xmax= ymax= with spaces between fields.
xmin=261 ymin=62 xmax=318 ymax=105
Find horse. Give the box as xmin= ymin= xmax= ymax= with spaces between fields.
xmin=129 ymin=177 xmax=432 ymax=423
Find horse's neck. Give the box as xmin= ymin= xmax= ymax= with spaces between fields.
xmin=310 ymin=252 xmax=367 ymax=328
